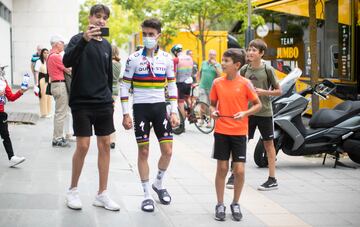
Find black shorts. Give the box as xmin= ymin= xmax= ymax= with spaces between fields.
xmin=133 ymin=102 xmax=172 ymax=145
xmin=176 ymin=82 xmax=191 ymax=101
xmin=212 ymin=133 xmax=247 ymax=162
xmin=248 ymin=116 xmax=274 ymax=141
xmin=72 ymin=107 xmax=115 ymax=137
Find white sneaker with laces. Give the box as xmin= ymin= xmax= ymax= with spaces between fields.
xmin=93 ymin=190 xmax=120 ymax=211
xmin=9 ymin=156 xmax=26 ymax=167
xmin=66 ymin=187 xmax=82 ymax=210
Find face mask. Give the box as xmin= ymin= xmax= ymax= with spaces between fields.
xmin=143 ymin=37 xmax=158 ymax=49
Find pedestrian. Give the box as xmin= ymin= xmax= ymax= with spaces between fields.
xmin=210 ymin=48 xmax=261 ymax=221
xmin=0 ymin=65 xmax=28 ymax=167
xmin=30 ymin=45 xmax=42 ymax=84
xmin=226 ymin=39 xmax=282 ymax=191
xmin=120 ymin=18 xmax=179 ymax=212
xmin=63 ymin=4 xmax=120 ymax=211
xmin=197 ymin=49 xmax=222 ymax=127
xmin=34 ymin=48 xmax=52 ymax=118
xmin=110 ymin=44 xmax=122 ymax=149
xmin=185 ymin=49 xmax=198 ymax=84
xmin=60 ymin=45 xmax=75 ymax=142
xmin=171 ymin=44 xmax=193 ymax=119
xmin=47 ymin=35 xmax=71 ymax=147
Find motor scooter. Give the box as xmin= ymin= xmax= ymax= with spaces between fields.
xmin=254 ymin=77 xmax=360 ymax=168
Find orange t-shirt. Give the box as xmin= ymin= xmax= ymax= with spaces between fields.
xmin=209 ymin=75 xmax=258 ymax=136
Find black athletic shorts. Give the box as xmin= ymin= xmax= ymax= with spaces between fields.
xmin=176 ymin=82 xmax=191 ymax=101
xmin=248 ymin=116 xmax=274 ymax=141
xmin=133 ymin=102 xmax=173 ymax=146
xmin=212 ymin=133 xmax=247 ymax=162
xmin=72 ymin=107 xmax=115 ymax=137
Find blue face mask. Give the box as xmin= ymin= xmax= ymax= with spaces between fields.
xmin=143 ymin=37 xmax=158 ymax=49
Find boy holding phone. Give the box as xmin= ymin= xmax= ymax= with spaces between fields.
xmin=210 ymin=48 xmax=261 ymax=221
xmin=63 ymin=4 xmax=119 ymax=211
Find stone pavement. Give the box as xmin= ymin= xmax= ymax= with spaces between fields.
xmin=0 ymin=92 xmax=360 ymax=227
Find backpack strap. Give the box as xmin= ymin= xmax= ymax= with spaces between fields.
xmin=264 ymin=64 xmax=274 ymax=89
xmin=240 ymin=64 xmax=249 ymax=76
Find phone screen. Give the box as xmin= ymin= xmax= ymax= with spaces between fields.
xmin=100 ymin=27 xmax=109 ymax=37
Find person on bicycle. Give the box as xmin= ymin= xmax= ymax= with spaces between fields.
xmin=121 ymin=18 xmax=179 ymax=212
xmin=171 ymin=44 xmax=193 ymax=120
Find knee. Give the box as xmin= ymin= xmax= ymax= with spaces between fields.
xmin=217 ymin=165 xmax=229 ymax=176
xmin=138 ymin=147 xmax=149 ymax=160
xmin=76 ymin=143 xmax=90 ymax=155
xmin=162 ymin=148 xmax=172 ymax=158
xmin=233 ymin=167 xmax=245 ymax=178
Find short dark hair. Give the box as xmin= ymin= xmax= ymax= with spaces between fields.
xmin=141 ymin=18 xmax=162 ymax=33
xmin=89 ymin=4 xmax=110 ymax=18
xmin=249 ymin=39 xmax=267 ymax=54
xmin=223 ymin=48 xmax=246 ymax=69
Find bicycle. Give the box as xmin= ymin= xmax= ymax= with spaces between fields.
xmin=167 ymin=84 xmax=215 ymax=135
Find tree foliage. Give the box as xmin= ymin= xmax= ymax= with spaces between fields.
xmin=79 ymin=0 xmax=140 ymax=47
xmin=162 ymin=0 xmax=256 ymax=59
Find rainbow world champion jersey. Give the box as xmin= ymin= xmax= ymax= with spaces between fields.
xmin=120 ymin=48 xmax=178 ymax=114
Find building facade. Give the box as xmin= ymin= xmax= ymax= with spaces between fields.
xmin=0 ymin=0 xmax=78 ymax=85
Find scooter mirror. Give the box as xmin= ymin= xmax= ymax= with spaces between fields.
xmin=314 ymin=79 xmax=336 ymax=99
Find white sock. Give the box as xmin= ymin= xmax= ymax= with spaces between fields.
xmin=141 ymin=180 xmax=151 ymax=199
xmin=153 ymin=168 xmax=166 ymax=190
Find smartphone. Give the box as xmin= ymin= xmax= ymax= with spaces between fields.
xmin=100 ymin=27 xmax=109 ymax=37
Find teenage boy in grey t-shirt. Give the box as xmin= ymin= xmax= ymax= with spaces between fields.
xmin=226 ymin=39 xmax=282 ymax=191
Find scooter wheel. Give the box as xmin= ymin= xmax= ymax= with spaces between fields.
xmin=254 ymin=139 xmax=268 ymax=168
xmin=348 ymin=153 xmax=360 ymax=164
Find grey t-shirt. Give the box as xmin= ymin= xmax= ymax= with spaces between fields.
xmin=240 ymin=63 xmax=278 ymax=117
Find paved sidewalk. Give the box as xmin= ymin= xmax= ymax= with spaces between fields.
xmin=0 ymin=92 xmax=360 ymax=227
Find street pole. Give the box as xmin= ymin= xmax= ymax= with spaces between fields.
xmin=245 ymin=0 xmax=254 ymax=48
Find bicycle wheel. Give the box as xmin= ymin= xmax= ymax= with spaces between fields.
xmin=192 ymin=101 xmax=215 ymax=134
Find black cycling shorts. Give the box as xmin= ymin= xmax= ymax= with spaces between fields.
xmin=212 ymin=133 xmax=247 ymax=162
xmin=176 ymin=82 xmax=191 ymax=101
xmin=248 ymin=116 xmax=274 ymax=141
xmin=72 ymin=107 xmax=115 ymax=137
xmin=133 ymin=102 xmax=173 ymax=146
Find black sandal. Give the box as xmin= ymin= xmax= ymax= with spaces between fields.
xmin=152 ymin=184 xmax=171 ymax=205
xmin=141 ymin=199 xmax=155 ymax=212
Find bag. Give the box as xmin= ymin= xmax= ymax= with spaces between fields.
xmin=45 ymin=82 xmax=52 ymax=95
xmin=64 ymin=73 xmax=72 ymax=94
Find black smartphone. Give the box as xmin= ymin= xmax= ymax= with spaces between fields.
xmin=100 ymin=27 xmax=109 ymax=37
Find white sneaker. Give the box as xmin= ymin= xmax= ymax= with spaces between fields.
xmin=66 ymin=187 xmax=82 ymax=210
xmin=65 ymin=134 xmax=76 ymax=142
xmin=93 ymin=190 xmax=120 ymax=211
xmin=9 ymin=156 xmax=26 ymax=167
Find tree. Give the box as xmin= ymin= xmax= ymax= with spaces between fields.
xmin=309 ymin=0 xmax=319 ymax=113
xmin=162 ymin=0 xmax=248 ymax=60
xmin=79 ymin=0 xmax=140 ymax=47
xmin=117 ymin=0 xmax=180 ymax=48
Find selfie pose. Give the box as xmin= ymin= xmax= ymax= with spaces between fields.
xmin=63 ymin=4 xmax=120 ymax=211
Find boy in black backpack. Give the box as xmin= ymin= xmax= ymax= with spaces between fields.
xmin=226 ymin=39 xmax=282 ymax=190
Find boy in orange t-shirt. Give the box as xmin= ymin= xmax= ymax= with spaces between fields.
xmin=209 ymin=48 xmax=261 ymax=221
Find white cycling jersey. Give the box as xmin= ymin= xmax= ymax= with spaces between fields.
xmin=120 ymin=48 xmax=178 ymax=114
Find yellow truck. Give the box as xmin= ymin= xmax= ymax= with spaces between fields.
xmin=252 ymin=0 xmax=359 ymax=111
